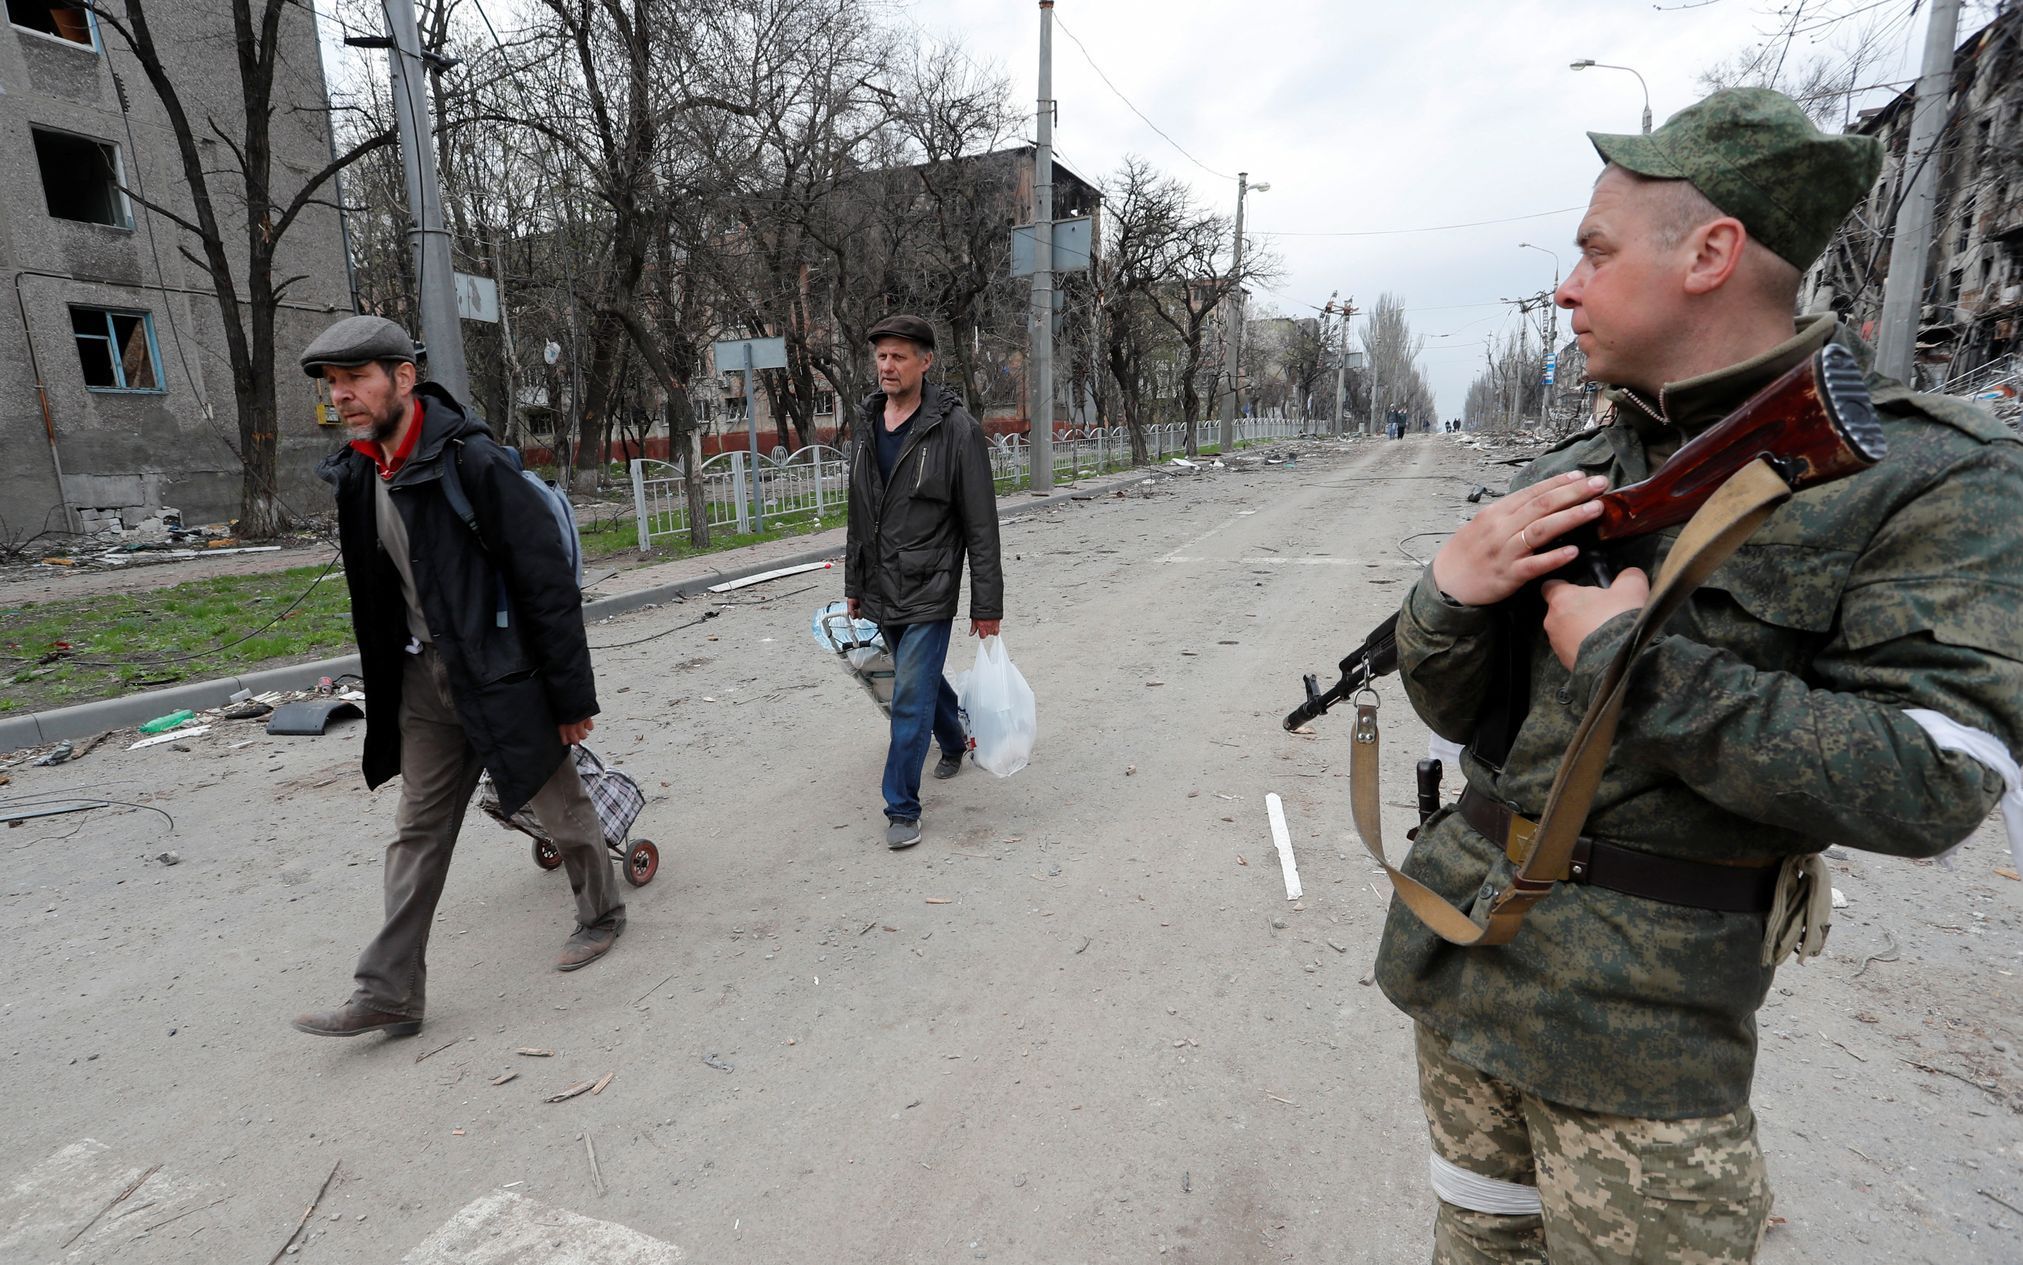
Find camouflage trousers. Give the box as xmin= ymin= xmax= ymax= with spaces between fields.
xmin=1414 ymin=1025 xmax=1773 ymax=1264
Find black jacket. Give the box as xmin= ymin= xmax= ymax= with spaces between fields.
xmin=844 ymin=383 xmax=1004 ymax=626
xmin=317 ymin=383 xmax=597 ymax=816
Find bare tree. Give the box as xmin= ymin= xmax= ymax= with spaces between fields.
xmin=86 ymin=1 xmax=396 ymax=537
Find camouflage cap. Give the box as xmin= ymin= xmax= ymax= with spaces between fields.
xmin=1589 ymin=86 xmax=1882 ymax=270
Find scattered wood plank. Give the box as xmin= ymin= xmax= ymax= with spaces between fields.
xmin=490 ymin=1071 xmax=518 ymax=1087
xmin=516 ymin=1048 xmax=554 ymax=1057
xmin=591 ymin=1070 xmax=616 ymax=1096
xmin=546 ymin=1080 xmax=596 ymax=1103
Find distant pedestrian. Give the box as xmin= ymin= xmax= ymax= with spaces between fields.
xmin=844 ymin=315 xmax=1005 ymax=849
xmin=291 ymin=316 xmax=623 ymax=1041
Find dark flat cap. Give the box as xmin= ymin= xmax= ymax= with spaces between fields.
xmin=866 ymin=314 xmax=936 ymax=350
xmin=1590 ymin=87 xmax=1882 ymax=270
xmin=300 ymin=315 xmax=417 ymax=378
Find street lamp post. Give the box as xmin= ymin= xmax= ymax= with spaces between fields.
xmin=1219 ymin=173 xmax=1268 ymax=453
xmin=1569 ymin=59 xmax=1652 ymax=134
xmin=1519 ymin=242 xmax=1561 ymax=425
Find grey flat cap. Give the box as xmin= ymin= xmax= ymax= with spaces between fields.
xmin=866 ymin=313 xmax=936 ymax=351
xmin=300 ymin=315 xmax=416 ymax=378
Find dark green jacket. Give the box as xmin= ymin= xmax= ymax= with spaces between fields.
xmin=1375 ymin=318 xmax=2023 ymax=1117
xmin=844 ymin=384 xmax=1004 ymax=627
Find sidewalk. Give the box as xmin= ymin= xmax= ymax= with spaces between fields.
xmin=0 ymin=467 xmax=1165 ymax=753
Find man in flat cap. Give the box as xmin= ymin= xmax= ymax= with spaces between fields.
xmin=291 ymin=315 xmax=625 ymax=1041
xmin=1372 ymin=89 xmax=2023 ymax=1261
xmin=844 ymin=314 xmax=1004 ymax=849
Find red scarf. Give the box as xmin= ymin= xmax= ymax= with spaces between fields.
xmin=350 ymin=399 xmax=425 ymax=479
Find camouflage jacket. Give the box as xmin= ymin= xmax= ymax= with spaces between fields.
xmin=1375 ymin=316 xmax=2023 ymax=1118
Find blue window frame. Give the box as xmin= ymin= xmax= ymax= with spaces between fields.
xmin=70 ymin=307 xmax=165 ymax=393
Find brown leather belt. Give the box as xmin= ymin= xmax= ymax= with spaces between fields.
xmin=1455 ymin=786 xmax=1778 ymax=914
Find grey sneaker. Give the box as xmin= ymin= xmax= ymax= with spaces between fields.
xmin=885 ymin=818 xmax=923 ymax=849
xmin=933 ymin=750 xmax=965 ymax=780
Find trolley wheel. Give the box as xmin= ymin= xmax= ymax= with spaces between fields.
xmin=532 ymin=838 xmax=563 ymax=871
xmin=624 ymin=839 xmax=659 ymax=887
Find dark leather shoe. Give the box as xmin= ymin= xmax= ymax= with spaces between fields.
xmin=558 ymin=915 xmax=626 ymax=971
xmin=291 ymin=1002 xmax=421 ymax=1038
xmin=932 ymin=750 xmax=965 ymax=780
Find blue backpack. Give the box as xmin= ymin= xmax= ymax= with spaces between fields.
xmin=438 ymin=437 xmax=583 ymax=628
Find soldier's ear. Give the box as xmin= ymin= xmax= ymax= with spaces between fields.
xmin=1682 ymin=217 xmax=1748 ymax=297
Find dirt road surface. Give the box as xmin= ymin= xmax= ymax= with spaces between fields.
xmin=3 ymin=435 xmax=2016 ymax=1263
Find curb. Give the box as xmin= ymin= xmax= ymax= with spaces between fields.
xmin=0 ymin=467 xmax=1149 ymax=754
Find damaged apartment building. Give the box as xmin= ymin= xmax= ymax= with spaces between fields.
xmin=1 ymin=0 xmax=352 ymax=545
xmin=1804 ymin=5 xmax=2023 ymax=398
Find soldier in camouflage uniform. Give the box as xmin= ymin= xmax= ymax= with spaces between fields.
xmin=1375 ymin=88 xmax=2023 ymax=1263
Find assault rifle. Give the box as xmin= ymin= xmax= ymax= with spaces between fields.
xmin=1283 ymin=341 xmax=1885 ymax=734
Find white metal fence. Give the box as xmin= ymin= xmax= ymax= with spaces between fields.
xmin=630 ymin=444 xmax=848 ymax=551
xmin=631 ymin=416 xmax=1316 ymax=549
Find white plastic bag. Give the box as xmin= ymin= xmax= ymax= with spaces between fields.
xmin=959 ymin=634 xmax=1036 ymax=777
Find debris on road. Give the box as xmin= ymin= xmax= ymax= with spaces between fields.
xmin=591 ymin=1070 xmax=616 ymax=1095
xmin=490 ymin=1071 xmax=518 ymax=1086
xmin=546 ymin=1080 xmax=597 ymax=1103
xmin=266 ymin=1159 xmax=341 ymax=1265
xmin=265 ymin=700 xmax=363 ymax=737
xmin=703 ymin=1053 xmax=734 ymax=1072
xmin=138 ymin=709 xmax=197 ymax=735
xmin=706 ymin=560 xmax=833 ymax=593
xmin=33 ymin=742 xmax=73 ymax=767
xmin=155 ymin=851 xmax=181 ymax=866
xmin=516 ymin=1047 xmax=555 ymax=1057
xmin=583 ymin=1130 xmax=606 ymax=1197
xmin=130 ymin=726 xmax=211 ymax=750
xmin=1266 ymin=792 xmax=1302 ymax=900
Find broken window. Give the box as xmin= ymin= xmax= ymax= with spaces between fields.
xmin=70 ymin=307 xmax=163 ymax=392
xmin=33 ymin=128 xmax=129 ymax=227
xmin=7 ymin=1 xmax=93 ymax=47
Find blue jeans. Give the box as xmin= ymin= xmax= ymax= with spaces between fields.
xmin=879 ymin=620 xmax=965 ymax=822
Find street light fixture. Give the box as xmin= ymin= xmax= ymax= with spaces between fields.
xmin=1569 ymin=59 xmax=1653 ymax=134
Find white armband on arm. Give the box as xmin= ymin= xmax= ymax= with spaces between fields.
xmin=1903 ymin=709 xmax=2023 ymax=872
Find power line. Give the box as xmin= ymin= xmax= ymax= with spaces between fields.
xmin=1257 ymin=206 xmax=1586 ymax=238
xmin=1051 ymin=14 xmax=1235 ymax=181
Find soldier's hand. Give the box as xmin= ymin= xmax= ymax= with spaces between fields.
xmin=1541 ymin=569 xmax=1649 ymax=669
xmin=1430 ymin=471 xmax=1610 ymax=607
xmin=558 ymin=717 xmax=596 ymax=746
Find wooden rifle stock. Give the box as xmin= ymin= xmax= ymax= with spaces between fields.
xmin=1569 ymin=342 xmax=1885 ymax=570
xmin=1286 ymin=342 xmax=1886 ymax=726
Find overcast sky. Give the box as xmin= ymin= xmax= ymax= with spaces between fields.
xmin=896 ymin=0 xmax=1949 ymax=415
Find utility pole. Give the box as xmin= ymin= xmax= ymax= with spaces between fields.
xmin=379 ymin=0 xmax=467 ymax=401
xmin=1219 ymin=172 xmax=1268 ymax=452
xmin=1325 ymin=297 xmax=1355 ymax=437
xmin=1028 ymin=0 xmax=1056 ymax=493
xmin=1874 ymin=0 xmax=1961 ymax=385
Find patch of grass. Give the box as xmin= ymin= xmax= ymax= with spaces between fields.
xmin=2 ymin=562 xmax=355 ymax=715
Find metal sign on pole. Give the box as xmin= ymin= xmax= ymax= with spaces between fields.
xmin=713 ymin=336 xmax=788 ymax=532
xmin=1011 ymin=219 xmax=1091 ymax=275
xmin=454 ymin=273 xmax=499 ymax=324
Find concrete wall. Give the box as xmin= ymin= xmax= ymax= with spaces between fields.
xmin=0 ymin=2 xmax=353 ymax=544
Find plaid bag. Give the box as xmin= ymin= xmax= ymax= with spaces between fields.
xmin=571 ymin=745 xmax=644 ymax=847
xmin=478 ymin=743 xmax=643 ymax=848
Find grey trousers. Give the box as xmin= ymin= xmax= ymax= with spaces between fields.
xmin=351 ymin=646 xmax=623 ymax=1018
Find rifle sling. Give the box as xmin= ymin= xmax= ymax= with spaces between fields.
xmin=1351 ymin=458 xmax=1793 ymax=947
